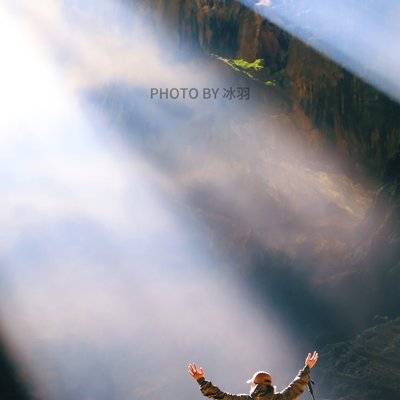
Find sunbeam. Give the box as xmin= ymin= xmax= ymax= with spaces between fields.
xmin=0 ymin=2 xmax=308 ymax=399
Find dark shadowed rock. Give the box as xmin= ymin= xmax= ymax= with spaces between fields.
xmin=318 ymin=317 xmax=400 ymax=400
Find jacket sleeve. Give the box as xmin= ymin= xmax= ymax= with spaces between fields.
xmin=197 ymin=377 xmax=251 ymax=400
xmin=277 ymin=365 xmax=310 ymax=400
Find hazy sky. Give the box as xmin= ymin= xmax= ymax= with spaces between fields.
xmin=250 ymin=0 xmax=400 ymax=102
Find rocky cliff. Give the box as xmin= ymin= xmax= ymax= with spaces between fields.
xmin=134 ymin=3 xmax=400 ymax=399
xmin=319 ymin=317 xmax=400 ymax=400
xmin=71 ymin=3 xmax=400 ymax=399
xmin=139 ymin=0 xmax=400 ymax=301
xmin=133 ymin=0 xmax=400 ymax=329
xmin=140 ymin=0 xmax=400 ymax=179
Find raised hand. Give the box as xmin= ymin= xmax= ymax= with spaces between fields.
xmin=305 ymin=351 xmax=319 ymax=369
xmin=188 ymin=362 xmax=205 ymax=381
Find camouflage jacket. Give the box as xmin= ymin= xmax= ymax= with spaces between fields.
xmin=197 ymin=365 xmax=311 ymax=400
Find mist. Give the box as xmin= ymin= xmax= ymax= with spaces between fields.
xmin=0 ymin=2 xmax=305 ymax=399
xmin=0 ymin=1 xmax=387 ymax=399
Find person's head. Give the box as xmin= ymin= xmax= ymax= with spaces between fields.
xmin=246 ymin=371 xmax=273 ymax=394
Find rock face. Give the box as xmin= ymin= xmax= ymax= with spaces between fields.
xmin=140 ymin=0 xmax=400 ymax=178
xmin=318 ymin=317 xmax=400 ymax=400
xmin=286 ymin=39 xmax=400 ymax=177
xmin=0 ymin=339 xmax=30 ymax=400
xmin=141 ymin=0 xmax=290 ymax=71
xmin=135 ymin=3 xmax=400 ymax=397
xmin=136 ymin=0 xmax=400 ymax=330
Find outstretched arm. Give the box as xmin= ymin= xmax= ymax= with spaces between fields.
xmin=188 ymin=363 xmax=251 ymax=400
xmin=278 ymin=351 xmax=319 ymax=400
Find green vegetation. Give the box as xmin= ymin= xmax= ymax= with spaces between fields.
xmin=232 ymin=58 xmax=264 ymax=71
xmin=218 ymin=56 xmax=266 ymax=81
xmin=212 ymin=54 xmax=287 ymax=91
